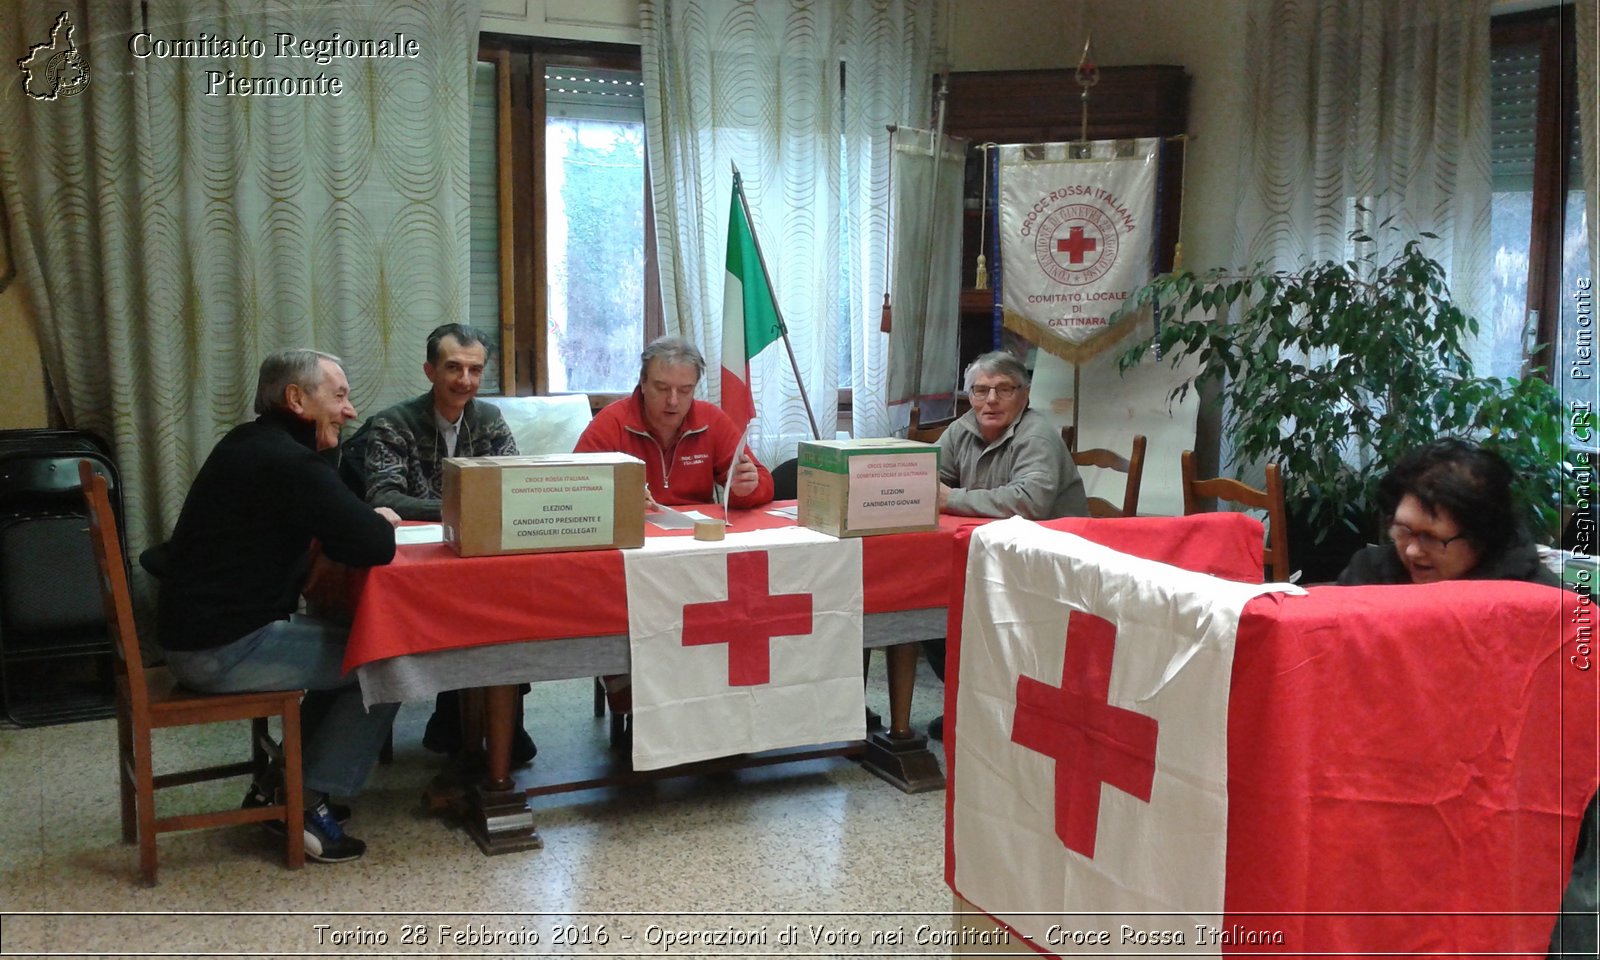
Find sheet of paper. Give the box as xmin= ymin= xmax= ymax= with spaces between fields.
xmin=395 ymin=524 xmax=445 ymax=545
xmin=767 ymin=504 xmax=799 ymax=519
xmin=645 ymin=507 xmax=714 ymax=530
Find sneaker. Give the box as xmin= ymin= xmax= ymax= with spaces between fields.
xmin=928 ymin=715 xmax=944 ymax=741
xmin=245 ymin=782 xmax=350 ymax=825
xmin=301 ymin=799 xmax=366 ymax=864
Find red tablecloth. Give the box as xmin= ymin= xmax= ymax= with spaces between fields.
xmin=344 ymin=504 xmax=986 ymax=672
xmin=944 ymin=515 xmax=1595 ymax=956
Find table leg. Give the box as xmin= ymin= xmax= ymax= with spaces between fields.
xmin=860 ymin=641 xmax=944 ymax=793
xmin=422 ymin=684 xmax=543 ymax=855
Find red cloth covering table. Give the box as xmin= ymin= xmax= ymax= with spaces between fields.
xmin=945 ymin=515 xmax=1596 ymax=957
xmin=346 ymin=504 xmax=981 ymax=674
xmin=341 ymin=503 xmax=981 ymax=852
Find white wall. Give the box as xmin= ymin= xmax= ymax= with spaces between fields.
xmin=946 ymin=0 xmax=1086 ymax=70
xmin=1084 ymin=0 xmax=1248 ymax=274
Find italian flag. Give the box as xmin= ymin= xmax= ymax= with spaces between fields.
xmin=720 ymin=176 xmax=784 ymax=432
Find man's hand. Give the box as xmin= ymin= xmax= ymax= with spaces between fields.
xmin=730 ymin=457 xmax=759 ymax=498
xmin=937 ymin=482 xmax=952 ymax=512
xmin=644 ymin=485 xmax=661 ymax=512
xmin=374 ymin=506 xmax=402 ymax=527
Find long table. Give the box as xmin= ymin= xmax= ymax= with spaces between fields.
xmin=344 ymin=505 xmax=982 ymax=853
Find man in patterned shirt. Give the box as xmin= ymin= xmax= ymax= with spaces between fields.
xmin=350 ymin=323 xmax=535 ymax=763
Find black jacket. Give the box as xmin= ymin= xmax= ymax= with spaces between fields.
xmin=1337 ymin=538 xmax=1562 ymax=588
xmin=157 ymin=409 xmax=396 ymax=651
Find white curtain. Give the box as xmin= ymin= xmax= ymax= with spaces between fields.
xmin=0 ymin=0 xmax=478 ymax=567
xmin=1231 ymin=0 xmax=1492 ymax=366
xmin=640 ymin=0 xmax=940 ymax=465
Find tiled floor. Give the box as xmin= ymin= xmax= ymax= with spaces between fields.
xmin=0 ymin=660 xmax=953 ymax=956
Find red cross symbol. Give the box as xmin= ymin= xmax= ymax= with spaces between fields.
xmin=1011 ymin=610 xmax=1158 ymax=858
xmin=681 ymin=551 xmax=813 ymax=686
xmin=1056 ymin=226 xmax=1098 ymax=263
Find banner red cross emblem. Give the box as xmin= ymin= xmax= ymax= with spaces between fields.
xmin=681 ymin=550 xmax=813 ymax=686
xmin=1010 ymin=610 xmax=1159 ymax=858
xmin=1056 ymin=226 xmax=1098 ymax=263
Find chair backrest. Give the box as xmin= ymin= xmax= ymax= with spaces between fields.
xmin=1180 ymin=449 xmax=1290 ymax=581
xmin=78 ymin=461 xmax=148 ymax=715
xmin=480 ymin=394 xmax=594 ymax=454
xmin=1061 ymin=427 xmax=1147 ymax=518
xmin=770 ymin=458 xmax=799 ymax=501
xmin=907 ymin=404 xmax=954 ymax=444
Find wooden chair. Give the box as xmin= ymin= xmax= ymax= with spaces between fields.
xmin=907 ymin=404 xmax=954 ymax=443
xmin=1061 ymin=427 xmax=1147 ymax=518
xmin=78 ymin=461 xmax=304 ymax=885
xmin=1179 ymin=450 xmax=1291 ymax=582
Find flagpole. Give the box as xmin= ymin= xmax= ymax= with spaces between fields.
xmin=732 ymin=162 xmax=824 ymax=441
xmin=912 ymin=74 xmax=950 ymax=406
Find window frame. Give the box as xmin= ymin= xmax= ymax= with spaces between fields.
xmin=477 ymin=34 xmax=645 ymax=402
xmin=1491 ymin=7 xmax=1579 ymax=377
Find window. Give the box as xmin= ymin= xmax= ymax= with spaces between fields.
xmin=1488 ymin=8 xmax=1589 ymax=438
xmin=543 ymin=65 xmax=646 ymax=393
xmin=472 ymin=37 xmax=646 ymax=399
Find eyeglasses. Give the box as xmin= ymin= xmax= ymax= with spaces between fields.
xmin=968 ymin=384 xmax=1019 ymax=401
xmin=1388 ymin=521 xmax=1466 ymax=553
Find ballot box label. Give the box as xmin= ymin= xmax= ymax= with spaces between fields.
xmin=845 ymin=453 xmax=938 ymax=530
xmin=442 ymin=453 xmax=645 ymax=557
xmin=500 ymin=467 xmax=615 ymax=550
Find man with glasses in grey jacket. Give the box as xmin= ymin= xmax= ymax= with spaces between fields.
xmin=924 ymin=350 xmax=1088 ymax=740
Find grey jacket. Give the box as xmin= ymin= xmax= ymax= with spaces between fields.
xmin=937 ymin=407 xmax=1087 ymax=520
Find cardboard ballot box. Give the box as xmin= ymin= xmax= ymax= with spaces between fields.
xmin=797 ymin=438 xmax=940 ymax=538
xmin=442 ymin=453 xmax=646 ymax=557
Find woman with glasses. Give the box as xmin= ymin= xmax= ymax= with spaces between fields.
xmin=1338 ymin=439 xmax=1586 ymax=958
xmin=1336 ymin=438 xmax=1558 ymax=588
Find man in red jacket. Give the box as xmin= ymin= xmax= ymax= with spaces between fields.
xmin=575 ymin=336 xmax=775 ymax=724
xmin=575 ymin=335 xmax=774 ymax=509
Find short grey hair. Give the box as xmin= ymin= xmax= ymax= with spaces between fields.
xmin=963 ymin=351 xmax=1031 ymax=392
xmin=254 ymin=349 xmax=342 ymax=415
xmin=640 ymin=335 xmax=706 ymax=383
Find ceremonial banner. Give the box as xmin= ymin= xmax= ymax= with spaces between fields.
xmin=886 ymin=125 xmax=967 ymax=426
xmin=998 ymin=139 xmax=1159 ymax=363
xmin=947 ymin=516 xmax=1596 ymax=956
xmin=623 ymin=527 xmax=865 ymax=770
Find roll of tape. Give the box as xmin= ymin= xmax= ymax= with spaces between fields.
xmin=693 ymin=518 xmax=726 ymax=541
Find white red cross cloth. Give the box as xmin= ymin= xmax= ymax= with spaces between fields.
xmin=623 ymin=527 xmax=865 ymax=770
xmin=950 ymin=518 xmax=1296 ymax=951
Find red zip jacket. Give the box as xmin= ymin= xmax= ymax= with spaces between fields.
xmin=574 ymin=388 xmax=775 ymax=508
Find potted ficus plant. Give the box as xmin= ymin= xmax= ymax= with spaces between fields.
xmin=1115 ymin=222 xmax=1571 ymax=582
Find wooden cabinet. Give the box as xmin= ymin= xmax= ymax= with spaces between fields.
xmin=943 ymin=66 xmax=1191 ymax=370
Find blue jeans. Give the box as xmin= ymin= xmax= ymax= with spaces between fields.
xmin=164 ymin=616 xmax=398 ymax=799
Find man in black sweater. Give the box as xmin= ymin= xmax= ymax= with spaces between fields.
xmin=158 ymin=349 xmax=400 ymax=864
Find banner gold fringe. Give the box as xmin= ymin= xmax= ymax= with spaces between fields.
xmin=1001 ymin=305 xmax=1149 ymax=366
